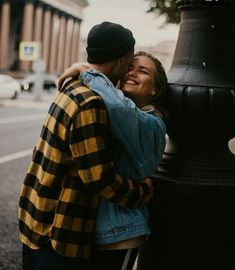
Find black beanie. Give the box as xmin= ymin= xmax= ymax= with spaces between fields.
xmin=86 ymin=21 xmax=135 ymax=64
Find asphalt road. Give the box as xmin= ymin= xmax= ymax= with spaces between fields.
xmin=0 ymin=95 xmax=51 ymax=270
xmin=0 ymin=93 xmax=234 ymax=270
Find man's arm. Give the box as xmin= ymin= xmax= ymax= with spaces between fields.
xmin=69 ymin=96 xmax=153 ymax=207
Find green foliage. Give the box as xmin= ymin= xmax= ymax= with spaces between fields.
xmin=71 ymin=0 xmax=89 ymax=7
xmin=146 ymin=0 xmax=180 ymax=25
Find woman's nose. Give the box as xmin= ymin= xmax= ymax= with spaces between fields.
xmin=128 ymin=69 xmax=137 ymax=77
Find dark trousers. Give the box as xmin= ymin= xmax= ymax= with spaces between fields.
xmin=94 ymin=248 xmax=139 ymax=270
xmin=22 ymin=244 xmax=92 ymax=270
xmin=22 ymin=244 xmax=139 ymax=270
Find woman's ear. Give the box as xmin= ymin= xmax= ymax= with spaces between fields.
xmin=151 ymin=88 xmax=157 ymax=96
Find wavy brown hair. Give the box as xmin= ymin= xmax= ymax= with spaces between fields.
xmin=134 ymin=51 xmax=168 ymax=121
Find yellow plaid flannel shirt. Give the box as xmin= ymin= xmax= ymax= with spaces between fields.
xmin=19 ymin=79 xmax=154 ymax=259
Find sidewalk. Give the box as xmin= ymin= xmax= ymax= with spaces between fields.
xmin=0 ymin=91 xmax=55 ymax=110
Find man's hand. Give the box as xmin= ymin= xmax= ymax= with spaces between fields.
xmin=57 ymin=63 xmax=89 ymax=91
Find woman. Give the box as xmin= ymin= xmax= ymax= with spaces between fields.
xmin=58 ymin=51 xmax=167 ymax=270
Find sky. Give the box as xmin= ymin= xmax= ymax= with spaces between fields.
xmin=80 ymin=0 xmax=179 ymax=47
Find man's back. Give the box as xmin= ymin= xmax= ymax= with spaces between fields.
xmin=19 ymin=79 xmax=110 ymax=259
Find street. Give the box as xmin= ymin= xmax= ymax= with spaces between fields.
xmin=0 ymin=93 xmax=234 ymax=270
xmin=0 ymin=94 xmax=52 ymax=270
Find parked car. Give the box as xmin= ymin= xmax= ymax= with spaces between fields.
xmin=0 ymin=75 xmax=21 ymax=99
xmin=21 ymin=74 xmax=57 ymax=92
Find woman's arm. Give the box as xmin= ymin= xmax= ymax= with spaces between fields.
xmin=79 ymin=69 xmax=166 ymax=178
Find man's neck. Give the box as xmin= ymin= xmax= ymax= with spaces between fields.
xmin=87 ymin=63 xmax=118 ymax=85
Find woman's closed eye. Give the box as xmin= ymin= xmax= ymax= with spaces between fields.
xmin=139 ymin=68 xmax=150 ymax=75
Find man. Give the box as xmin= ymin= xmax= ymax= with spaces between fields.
xmin=19 ymin=21 xmax=154 ymax=270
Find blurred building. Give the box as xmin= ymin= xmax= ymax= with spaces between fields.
xmin=0 ymin=0 xmax=88 ymax=75
xmin=136 ymin=40 xmax=177 ymax=73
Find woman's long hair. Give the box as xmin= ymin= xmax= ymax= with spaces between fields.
xmin=134 ymin=51 xmax=168 ymax=122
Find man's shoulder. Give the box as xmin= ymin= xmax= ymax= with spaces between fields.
xmin=64 ymin=78 xmax=103 ymax=106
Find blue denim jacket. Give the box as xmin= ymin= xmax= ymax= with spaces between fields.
xmin=79 ymin=70 xmax=166 ymax=244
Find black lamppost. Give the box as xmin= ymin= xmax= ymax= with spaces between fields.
xmin=138 ymin=1 xmax=235 ymax=269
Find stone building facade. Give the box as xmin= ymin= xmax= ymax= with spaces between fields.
xmin=0 ymin=0 xmax=88 ymax=75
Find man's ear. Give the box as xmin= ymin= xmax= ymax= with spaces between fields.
xmin=118 ymin=55 xmax=125 ymax=64
xmin=109 ymin=59 xmax=119 ymax=68
xmin=112 ymin=58 xmax=120 ymax=65
xmin=117 ymin=58 xmax=122 ymax=65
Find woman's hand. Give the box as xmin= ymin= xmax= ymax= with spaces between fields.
xmin=140 ymin=177 xmax=154 ymax=206
xmin=57 ymin=63 xmax=89 ymax=91
xmin=142 ymin=177 xmax=154 ymax=193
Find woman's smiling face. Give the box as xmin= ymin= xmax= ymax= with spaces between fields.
xmin=120 ymin=55 xmax=157 ymax=107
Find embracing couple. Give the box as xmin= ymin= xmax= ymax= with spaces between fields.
xmin=18 ymin=21 xmax=167 ymax=270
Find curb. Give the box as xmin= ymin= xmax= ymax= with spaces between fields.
xmin=0 ymin=94 xmax=54 ymax=110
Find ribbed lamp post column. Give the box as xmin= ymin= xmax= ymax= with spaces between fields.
xmin=138 ymin=1 xmax=235 ymax=269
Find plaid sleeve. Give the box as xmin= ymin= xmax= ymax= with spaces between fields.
xmin=69 ymin=97 xmax=154 ymax=207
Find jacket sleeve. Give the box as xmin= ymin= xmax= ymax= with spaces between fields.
xmin=79 ymin=70 xmax=166 ymax=178
xmin=69 ymin=96 xmax=153 ymax=207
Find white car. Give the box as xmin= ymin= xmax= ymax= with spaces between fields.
xmin=21 ymin=74 xmax=57 ymax=92
xmin=0 ymin=75 xmax=21 ymax=99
